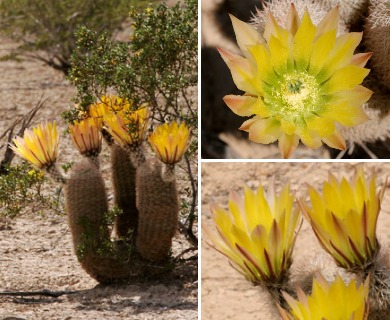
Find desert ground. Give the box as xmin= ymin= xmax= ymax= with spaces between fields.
xmin=0 ymin=33 xmax=198 ymax=320
xmin=201 ymin=162 xmax=390 ymax=319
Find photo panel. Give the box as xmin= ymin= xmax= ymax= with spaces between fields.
xmin=201 ymin=162 xmax=390 ymax=319
xmin=201 ymin=0 xmax=390 ymax=159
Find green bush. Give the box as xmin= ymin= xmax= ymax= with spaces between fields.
xmin=0 ymin=163 xmax=63 ymax=218
xmin=0 ymin=0 xmax=130 ymax=74
xmin=67 ymin=0 xmax=198 ymax=127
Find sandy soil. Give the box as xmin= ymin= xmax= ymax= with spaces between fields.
xmin=201 ymin=162 xmax=390 ymax=319
xmin=0 ymin=35 xmax=198 ymax=319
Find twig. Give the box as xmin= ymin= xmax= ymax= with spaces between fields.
xmin=0 ymin=289 xmax=77 ymax=298
xmin=0 ymin=96 xmax=45 ymax=174
xmin=175 ymin=246 xmax=198 ymax=260
xmin=178 ymin=154 xmax=198 ymax=246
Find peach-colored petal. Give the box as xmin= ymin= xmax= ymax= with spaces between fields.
xmin=243 ymin=117 xmax=281 ymax=144
xmin=217 ymin=47 xmax=258 ymax=95
xmin=223 ymin=95 xmax=270 ymax=118
xmin=264 ymin=10 xmax=281 ymax=42
xmin=333 ymin=85 xmax=373 ymax=106
xmin=239 ymin=118 xmax=256 ymax=131
xmin=230 ymin=14 xmax=264 ymax=58
xmin=316 ymin=6 xmax=339 ymax=38
xmin=350 ymin=52 xmax=372 ymax=67
xmin=322 ymin=129 xmax=346 ymax=150
xmin=278 ymin=133 xmax=299 ymax=159
xmin=297 ymin=127 xmax=322 ymax=149
xmin=285 ymin=3 xmax=300 ymax=35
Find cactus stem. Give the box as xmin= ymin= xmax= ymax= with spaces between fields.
xmin=45 ymin=164 xmax=66 ymax=185
xmin=162 ymin=163 xmax=176 ymax=182
xmin=87 ymin=154 xmax=100 ymax=169
xmin=126 ymin=144 xmax=146 ymax=167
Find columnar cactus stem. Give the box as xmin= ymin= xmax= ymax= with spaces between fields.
xmin=45 ymin=164 xmax=66 ymax=185
xmin=162 ymin=163 xmax=176 ymax=182
xmin=66 ymin=158 xmax=132 ymax=283
xmin=126 ymin=145 xmax=146 ymax=168
xmin=111 ymin=145 xmax=138 ymax=239
xmin=136 ymin=158 xmax=179 ymax=262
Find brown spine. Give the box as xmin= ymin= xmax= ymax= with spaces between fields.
xmin=111 ymin=145 xmax=138 ymax=239
xmin=136 ymin=158 xmax=179 ymax=262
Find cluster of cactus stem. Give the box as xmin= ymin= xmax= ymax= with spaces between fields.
xmin=11 ymin=97 xmax=190 ymax=284
xmin=64 ymin=145 xmax=179 ymax=284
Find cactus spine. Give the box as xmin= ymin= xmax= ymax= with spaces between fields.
xmin=136 ymin=158 xmax=179 ymax=262
xmin=111 ymin=145 xmax=138 ymax=239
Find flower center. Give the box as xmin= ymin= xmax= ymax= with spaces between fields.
xmin=266 ymin=71 xmax=320 ymax=122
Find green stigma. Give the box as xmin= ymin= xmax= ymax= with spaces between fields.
xmin=287 ymin=79 xmax=303 ymax=93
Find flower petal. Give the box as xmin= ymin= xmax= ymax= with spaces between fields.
xmin=321 ymin=102 xmax=369 ymax=126
xmin=317 ymin=32 xmax=363 ymax=82
xmin=269 ymin=35 xmax=289 ymax=75
xmin=241 ymin=117 xmax=281 ymax=144
xmin=230 ymin=14 xmax=264 ymax=58
xmin=247 ymin=44 xmax=276 ymax=84
xmin=218 ymin=48 xmax=258 ymax=95
xmin=297 ymin=126 xmax=322 ymax=149
xmin=306 ymin=116 xmax=336 ymax=137
xmin=316 ymin=6 xmax=339 ymax=37
xmin=294 ymin=10 xmax=316 ymax=71
xmin=223 ymin=95 xmax=269 ymax=117
xmin=285 ymin=3 xmax=300 ymax=35
xmin=278 ymin=133 xmax=299 ymax=159
xmin=321 ymin=65 xmax=370 ymax=94
xmin=322 ymin=129 xmax=346 ymax=150
xmin=350 ymin=52 xmax=372 ymax=67
xmin=309 ymin=30 xmax=336 ymax=75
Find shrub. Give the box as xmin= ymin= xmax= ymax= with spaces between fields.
xmin=0 ymin=0 xmax=130 ymax=74
xmin=67 ymin=0 xmax=198 ymax=126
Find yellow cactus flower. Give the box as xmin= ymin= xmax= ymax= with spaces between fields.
xmin=89 ymin=95 xmax=134 ymax=121
xmin=101 ymin=94 xmax=132 ymax=113
xmin=10 ymin=121 xmax=59 ymax=169
xmin=89 ymin=101 xmax=110 ymax=120
xmin=279 ymin=274 xmax=369 ymax=320
xmin=300 ymin=168 xmax=385 ymax=269
xmin=149 ymin=121 xmax=190 ymax=164
xmin=206 ymin=179 xmax=301 ymax=286
xmin=104 ymin=107 xmax=149 ymax=148
xmin=69 ymin=118 xmax=102 ymax=156
xmin=219 ymin=5 xmax=371 ymax=158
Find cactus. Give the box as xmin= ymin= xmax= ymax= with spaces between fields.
xmin=325 ymin=0 xmax=369 ymax=30
xmin=364 ymin=0 xmax=390 ymax=90
xmin=135 ymin=158 xmax=179 ymax=262
xmin=10 ymin=108 xmax=191 ymax=284
xmin=251 ymin=0 xmax=348 ymax=35
xmin=65 ymin=157 xmax=172 ymax=284
xmin=111 ymin=144 xmax=138 ymax=239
